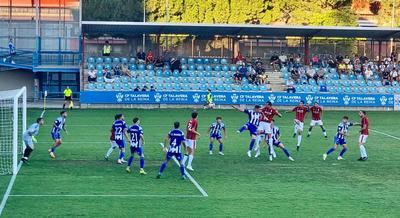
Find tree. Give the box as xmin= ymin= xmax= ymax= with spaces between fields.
xmin=82 ymin=0 xmax=143 ymax=21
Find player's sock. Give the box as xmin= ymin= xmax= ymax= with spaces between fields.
xmin=249 ymin=139 xmax=256 ymax=151
xmin=180 ymin=164 xmax=185 ymax=176
xmin=188 ymin=155 xmax=194 ymax=167
xmin=219 ymin=143 xmax=223 ymax=152
xmin=339 ymin=148 xmax=347 ymax=157
xmin=238 ymin=125 xmax=247 ymax=133
xmin=268 ymin=137 xmax=275 ymax=155
xmin=140 ymin=157 xmax=144 ymax=168
xmin=282 ymin=147 xmax=290 ymax=157
xmin=119 ymin=150 xmax=125 ymax=160
xmin=326 ymin=147 xmax=335 ymax=155
xmin=159 ymin=161 xmax=167 ymax=174
xmin=308 ymin=127 xmax=312 ymax=136
xmin=23 ymin=146 xmax=33 ymax=158
xmin=255 ymin=135 xmax=261 ymax=149
xmin=360 ymin=145 xmax=368 ymax=158
xmin=105 ymin=146 xmax=115 ymax=157
xmin=322 ymin=127 xmax=327 ymax=136
xmin=127 ymin=156 xmax=134 ymax=167
xmin=297 ymin=135 xmax=302 ymax=147
xmin=209 ymin=143 xmax=213 ymax=151
xmin=50 ymin=147 xmax=56 ymax=152
xmin=182 ymin=154 xmax=188 ymax=165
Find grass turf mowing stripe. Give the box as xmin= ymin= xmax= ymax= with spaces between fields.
xmin=370 ymin=129 xmax=400 ymax=141
xmin=0 ymin=161 xmax=23 ymax=216
xmin=9 ymin=194 xmax=203 ymax=198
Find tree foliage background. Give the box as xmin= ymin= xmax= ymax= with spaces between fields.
xmin=83 ymin=0 xmax=360 ymax=26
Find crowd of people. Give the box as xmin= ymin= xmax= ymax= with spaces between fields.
xmin=284 ymin=52 xmax=400 ymax=87
xmin=233 ymin=53 xmax=268 ymax=85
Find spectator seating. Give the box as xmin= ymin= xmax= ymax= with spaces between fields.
xmin=84 ymin=57 xmax=269 ymax=92
xmin=281 ymin=67 xmax=400 ymax=94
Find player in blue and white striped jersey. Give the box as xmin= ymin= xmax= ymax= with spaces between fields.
xmin=323 ymin=116 xmax=353 ymax=161
xmin=232 ymin=105 xmax=262 ymax=157
xmin=157 ymin=121 xmax=186 ymax=180
xmin=208 ymin=117 xmax=227 ymax=155
xmin=21 ymin=117 xmax=45 ymax=163
xmin=48 ymin=111 xmax=68 ymax=159
xmin=126 ymin=117 xmax=146 ymax=175
xmin=270 ymin=120 xmax=294 ymax=161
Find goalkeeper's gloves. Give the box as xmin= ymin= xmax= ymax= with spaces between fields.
xmin=32 ymin=136 xmax=38 ymax=143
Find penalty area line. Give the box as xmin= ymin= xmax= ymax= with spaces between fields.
xmin=0 ymin=161 xmax=23 ymax=216
xmin=9 ymin=194 xmax=203 ymax=198
xmin=370 ymin=129 xmax=400 ymax=141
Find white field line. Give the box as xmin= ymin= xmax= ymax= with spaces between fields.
xmin=9 ymin=194 xmax=202 ymax=198
xmin=159 ymin=143 xmax=208 ymax=197
xmin=0 ymin=161 xmax=23 ymax=216
xmin=370 ymin=129 xmax=400 ymax=141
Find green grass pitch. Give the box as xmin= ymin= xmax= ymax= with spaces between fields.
xmin=1 ymin=108 xmax=400 ymax=217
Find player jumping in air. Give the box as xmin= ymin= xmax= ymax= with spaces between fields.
xmin=48 ymin=111 xmax=68 ymax=159
xmin=104 ymin=114 xmax=119 ymax=161
xmin=307 ymin=101 xmax=327 ymax=138
xmin=354 ymin=111 xmax=369 ymax=161
xmin=323 ymin=116 xmax=353 ymax=161
xmin=112 ymin=114 xmax=129 ymax=164
xmin=271 ymin=120 xmax=294 ymax=161
xmin=232 ymin=105 xmax=262 ymax=157
xmin=182 ymin=111 xmax=200 ymax=171
xmin=255 ymin=101 xmax=282 ymax=160
xmin=286 ymin=101 xmax=309 ymax=151
xmin=157 ymin=121 xmax=187 ymax=180
xmin=21 ymin=117 xmax=44 ymax=163
xmin=208 ymin=116 xmax=227 ymax=155
xmin=126 ymin=117 xmax=146 ymax=174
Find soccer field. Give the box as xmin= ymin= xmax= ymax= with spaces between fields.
xmin=1 ymin=108 xmax=400 ymax=217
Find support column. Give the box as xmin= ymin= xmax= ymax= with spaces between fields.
xmin=231 ymin=37 xmax=235 ymax=63
xmin=378 ymin=40 xmax=382 ymax=61
xmin=304 ymin=37 xmax=310 ymax=65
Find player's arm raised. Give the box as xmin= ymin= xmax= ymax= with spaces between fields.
xmin=231 ymin=105 xmax=244 ymax=112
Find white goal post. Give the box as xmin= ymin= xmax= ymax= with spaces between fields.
xmin=0 ymin=87 xmax=27 ymax=175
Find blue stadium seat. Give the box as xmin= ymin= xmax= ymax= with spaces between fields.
xmin=88 ymin=64 xmax=95 ymax=70
xmin=205 ymin=65 xmax=212 ymax=71
xmin=395 ymin=87 xmax=400 ymax=93
xmin=121 ymin=58 xmax=128 ymax=64
xmin=309 ymin=80 xmax=317 ymax=86
xmin=121 ymin=77 xmax=129 ymax=83
xmin=374 ymin=75 xmax=380 ymax=80
xmin=129 ymin=64 xmax=137 ymax=70
xmin=173 ymin=70 xmax=180 ymax=77
xmin=113 ymin=83 xmax=121 ymax=90
xmin=188 ymin=58 xmax=194 ymax=64
xmin=96 ymin=64 xmax=103 ymax=71
xmin=146 ymin=64 xmax=154 ymax=70
xmin=344 ymin=87 xmax=351 ymax=93
xmin=131 ymin=77 xmax=137 ymax=83
xmin=96 ymin=82 xmax=105 ymax=90
xmin=122 ymin=83 xmax=130 ymax=90
xmin=350 ymin=80 xmax=357 ymax=87
xmin=212 ymin=58 xmax=219 ymax=64
xmin=205 ymin=71 xmax=212 ymax=77
xmin=191 ymin=84 xmax=200 ymax=90
xmin=233 ymin=85 xmax=242 ymax=91
xmin=196 ymin=58 xmax=203 ymax=64
xmin=156 ymin=69 xmax=162 ymax=77
xmin=357 ymin=74 xmax=364 ymax=80
xmin=374 ymin=81 xmax=382 ymax=87
xmin=180 ymin=58 xmax=187 ymax=64
xmin=214 ymin=71 xmax=222 ymax=78
xmin=113 ymin=57 xmax=120 ymax=63
xmin=242 ymin=85 xmax=250 ymax=91
xmin=96 ymin=57 xmax=103 ymax=63
xmin=280 ymin=67 xmax=288 ymax=73
xmin=87 ymin=57 xmax=95 ymax=64
xmin=329 ymin=68 xmax=337 ymax=74
xmin=326 ymin=80 xmax=333 ymax=86
xmin=105 ymin=64 xmax=112 ymax=70
xmin=209 ymin=84 xmax=216 ymax=91
xmin=138 ymin=64 xmax=145 ymax=70
xmin=189 ymin=65 xmax=196 ymax=71
xmin=182 ymin=77 xmax=189 ymax=84
xmin=96 ymin=77 xmax=104 ymax=83
xmin=359 ymin=80 xmax=366 ymax=87
xmin=214 ymin=65 xmax=222 ymax=71
xmin=105 ymin=83 xmax=113 ymax=90
xmin=225 ymin=85 xmax=233 ymax=91
xmin=360 ymin=87 xmax=368 ymax=94
xmin=259 ymin=85 xmax=267 ymax=91
xmin=198 ymin=71 xmax=205 ymax=77
xmin=217 ymin=85 xmax=225 ymax=91
xmin=188 ymin=70 xmax=195 ymax=77
xmin=147 ymin=70 xmax=155 ymax=77
xmin=222 ymin=65 xmax=229 ymax=72
xmin=386 ymin=87 xmax=394 ymax=94
xmin=164 ymin=70 xmax=172 ymax=77
xmin=368 ymin=87 xmax=377 ymax=93
xmin=197 ymin=65 xmax=204 ymax=71
xmin=104 ymin=57 xmax=112 ymax=63
xmin=221 ymin=58 xmax=228 ymax=65
xmin=204 ymin=58 xmax=210 ymax=64
xmin=336 ymin=87 xmax=343 ymax=93
xmin=200 ymin=84 xmax=207 ymax=91
xmin=96 ymin=70 xmax=104 ymax=77
xmin=182 ymin=83 xmax=190 ymax=90
xmin=87 ymin=83 xmax=95 ymax=90
xmin=230 ymin=65 xmax=237 ymax=72
xmin=329 ymin=86 xmax=337 ymax=93
xmin=392 ymin=81 xmax=399 ymax=87
xmin=181 ymin=64 xmax=188 ymax=70
xmin=181 ymin=70 xmax=188 ymax=77
xmin=129 ymin=58 xmax=136 ymax=63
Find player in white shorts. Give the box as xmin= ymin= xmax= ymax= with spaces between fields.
xmin=307 ymin=102 xmax=327 ymax=138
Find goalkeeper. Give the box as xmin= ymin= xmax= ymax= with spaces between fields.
xmin=204 ymin=89 xmax=215 ymax=109
xmin=21 ymin=117 xmax=44 ymax=163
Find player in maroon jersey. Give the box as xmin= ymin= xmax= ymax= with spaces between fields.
xmin=104 ymin=114 xmax=119 ymax=161
xmin=255 ymin=101 xmax=282 ymax=160
xmin=307 ymin=102 xmax=327 ymax=138
xmin=354 ymin=111 xmax=369 ymax=161
xmin=286 ymin=101 xmax=309 ymax=151
xmin=182 ymin=111 xmax=201 ymax=171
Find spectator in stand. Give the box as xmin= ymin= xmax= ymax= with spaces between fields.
xmin=235 ymin=51 xmax=246 ymax=64
xmin=87 ymin=69 xmax=97 ymax=83
xmin=290 ymin=67 xmax=301 ymax=84
xmin=146 ymin=49 xmax=154 ymax=63
xmin=104 ymin=69 xmax=114 ymax=83
xmin=170 ymin=58 xmax=182 ymax=73
xmin=121 ymin=65 xmax=132 ymax=77
xmin=311 ymin=55 xmax=319 ymax=67
xmin=286 ymin=78 xmax=296 ymax=93
xmin=305 ymin=66 xmax=316 ymax=84
xmin=247 ymin=65 xmax=257 ymax=84
xmin=315 ymin=68 xmax=326 ymax=84
xmin=150 ymin=86 xmax=156 ymax=91
xmin=270 ymin=52 xmax=280 ymax=71
xmin=337 ymin=61 xmax=346 ymax=78
xmin=255 ymin=62 xmax=267 ymax=85
xmin=294 ymin=53 xmax=302 ymax=68
xmin=354 ymin=59 xmax=362 ymax=75
xmin=154 ymin=56 xmax=164 ymax=68
xmin=390 ymin=67 xmax=399 ymax=84
xmin=278 ymin=52 xmax=288 ymax=68
xmin=141 ymin=85 xmax=148 ymax=91
xmin=113 ymin=64 xmax=122 ymax=77
xmin=134 ymin=86 xmax=140 ymax=91
xmin=234 ymin=63 xmax=247 ymax=84
xmin=391 ymin=51 xmax=398 ymax=62
xmin=346 ymin=62 xmax=354 ymax=74
xmin=327 ymin=57 xmax=337 ymax=69
xmin=163 ymin=49 xmax=172 ymax=63
xmin=102 ymin=40 xmax=111 ymax=56
xmin=363 ymin=66 xmax=373 ymax=82
xmin=381 ymin=68 xmax=390 ymax=86
xmin=136 ymin=49 xmax=146 ymax=63
xmin=343 ymin=55 xmax=351 ymax=66
xmin=336 ymin=54 xmax=344 ymax=64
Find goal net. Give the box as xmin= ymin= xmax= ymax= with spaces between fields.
xmin=0 ymin=87 xmax=26 ymax=175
